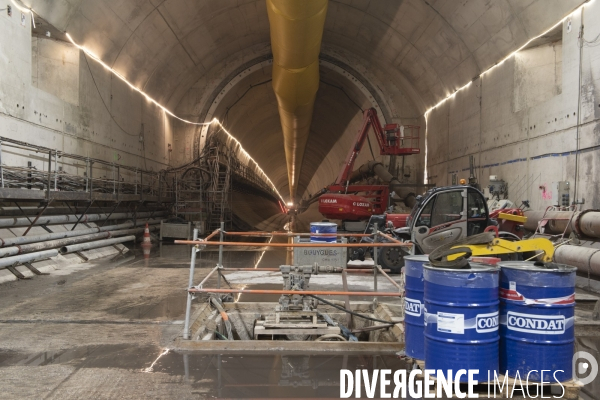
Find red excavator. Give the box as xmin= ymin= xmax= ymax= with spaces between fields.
xmin=317 ymin=108 xmax=420 ymax=230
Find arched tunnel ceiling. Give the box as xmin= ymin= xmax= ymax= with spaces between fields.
xmin=31 ymin=0 xmax=584 ymax=112
xmin=29 ymin=0 xmax=585 ymax=202
xmin=208 ymin=63 xmax=389 ymax=198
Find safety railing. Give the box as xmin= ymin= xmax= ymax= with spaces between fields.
xmin=177 ymin=224 xmax=409 ymax=339
xmin=0 ymin=136 xmax=176 ymax=201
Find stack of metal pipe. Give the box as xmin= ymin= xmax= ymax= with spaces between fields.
xmin=524 ymin=210 xmax=600 ymax=276
xmin=0 ymin=211 xmax=166 ymax=229
xmin=0 ymin=211 xmax=166 ymax=271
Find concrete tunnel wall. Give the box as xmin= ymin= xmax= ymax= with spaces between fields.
xmin=426 ymin=1 xmax=600 ymax=211
xmin=0 ymin=0 xmax=591 ymax=229
xmin=0 ymin=12 xmax=172 ymax=180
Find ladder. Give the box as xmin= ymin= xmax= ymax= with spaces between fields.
xmin=207 ymin=147 xmax=232 ymax=231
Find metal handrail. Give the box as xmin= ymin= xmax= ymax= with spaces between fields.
xmin=0 ymin=136 xmax=175 ymax=198
xmin=174 ymin=240 xmax=410 ymax=248
xmin=179 ymin=228 xmax=406 ymax=339
xmin=188 ymin=288 xmax=402 ymax=297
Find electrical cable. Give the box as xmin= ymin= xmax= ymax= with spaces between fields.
xmin=209 ymin=295 xmax=233 ymax=340
xmin=366 ymin=133 xmax=376 ymax=160
xmin=428 ymin=232 xmax=496 ymax=269
xmin=308 ymin=295 xmax=396 ymax=325
xmin=318 ymin=311 xmax=358 ymax=341
xmin=140 ymin=129 xmax=148 ymax=170
xmin=315 ymin=334 xmax=347 ymax=341
xmin=319 ymin=80 xmax=365 ymax=112
xmin=223 ymin=79 xmax=272 ymax=123
xmin=214 ymin=330 xmax=228 ymax=340
xmin=70 ymin=34 xmax=284 ymax=202
xmin=317 ymin=79 xmax=375 ymax=160
xmin=83 ymin=53 xmax=147 ymax=138
xmin=582 ymin=30 xmax=600 ymax=46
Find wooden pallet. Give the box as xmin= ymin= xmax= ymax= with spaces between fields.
xmin=275 ymin=310 xmax=318 ymax=324
xmin=409 ymin=359 xmax=582 ymax=399
xmin=254 ymin=312 xmax=341 ymax=338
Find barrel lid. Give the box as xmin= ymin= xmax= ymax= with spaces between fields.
xmin=404 ymin=255 xmax=429 ymax=262
xmin=423 ymin=262 xmax=499 ymax=273
xmin=499 ymin=261 xmax=577 ymax=273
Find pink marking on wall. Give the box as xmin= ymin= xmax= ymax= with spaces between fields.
xmin=540 ymin=184 xmax=553 ymax=200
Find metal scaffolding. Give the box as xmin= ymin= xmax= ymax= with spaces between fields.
xmin=178 ymin=228 xmax=409 ymax=340
xmin=0 ymin=136 xmax=173 ymax=204
xmin=166 ymin=136 xmax=280 ymax=232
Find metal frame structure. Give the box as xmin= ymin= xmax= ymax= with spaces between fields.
xmin=315 ymin=108 xmax=423 ymax=219
xmin=0 ymin=136 xmax=173 ymax=203
xmin=162 ymin=135 xmax=280 ymax=231
xmin=336 ymin=108 xmax=419 ymax=186
xmin=0 ymin=136 xmax=171 ymax=279
xmin=178 ymin=227 xmax=408 ymax=339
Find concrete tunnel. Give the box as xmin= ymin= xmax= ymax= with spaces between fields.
xmin=2 ymin=0 xmax=600 ymax=397
xmin=2 ymin=0 xmax=597 ymax=231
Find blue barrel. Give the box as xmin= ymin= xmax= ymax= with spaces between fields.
xmin=499 ymin=261 xmax=576 ymax=382
xmin=424 ymin=263 xmax=499 ymax=382
xmin=404 ymin=255 xmax=428 ymax=360
xmin=310 ymin=222 xmax=337 ymax=243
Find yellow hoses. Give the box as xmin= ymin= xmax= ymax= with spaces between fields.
xmin=266 ymin=0 xmax=328 ymax=200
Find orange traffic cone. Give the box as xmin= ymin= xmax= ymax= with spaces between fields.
xmin=141 ymin=223 xmax=152 ymax=266
xmin=142 ymin=223 xmax=151 ymax=244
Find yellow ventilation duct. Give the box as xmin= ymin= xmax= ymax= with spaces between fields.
xmin=266 ymin=0 xmax=328 ymax=200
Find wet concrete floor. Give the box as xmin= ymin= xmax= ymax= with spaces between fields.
xmin=0 ymin=240 xmax=402 ymax=398
xmin=0 ymin=241 xmax=598 ymax=398
xmin=0 ymin=340 xmax=598 ymax=399
xmin=0 ymin=344 xmax=408 ymax=398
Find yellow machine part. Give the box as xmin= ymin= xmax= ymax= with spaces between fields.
xmin=449 ymin=237 xmax=555 ymax=263
xmin=266 ymin=0 xmax=328 ymax=200
xmin=497 ymin=212 xmax=527 ymax=223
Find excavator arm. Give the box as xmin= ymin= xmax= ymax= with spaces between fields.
xmin=318 ymin=108 xmax=419 ymax=222
xmin=449 ymin=237 xmax=555 ymax=263
xmin=335 ymin=108 xmax=419 ymax=185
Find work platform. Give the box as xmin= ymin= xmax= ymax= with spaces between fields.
xmin=0 ymin=187 xmax=172 ymax=203
xmin=171 ymin=227 xmax=408 ymax=359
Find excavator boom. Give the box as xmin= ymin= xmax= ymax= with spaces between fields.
xmin=335 ymin=108 xmax=419 ymax=185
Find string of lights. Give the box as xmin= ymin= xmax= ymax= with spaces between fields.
xmin=9 ymin=0 xmax=31 ymax=13
xmin=423 ymin=0 xmax=595 ymax=184
xmin=64 ymin=33 xmax=285 ymax=203
xmin=10 ymin=0 xmax=35 ymax=27
xmin=20 ymin=0 xmax=590 ymax=198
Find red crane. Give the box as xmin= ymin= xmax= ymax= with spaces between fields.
xmin=318 ymin=108 xmax=419 ymax=222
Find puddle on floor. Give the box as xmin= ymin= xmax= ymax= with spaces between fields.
xmin=0 ymin=345 xmax=408 ymax=398
xmin=235 ymin=284 xmax=282 ymax=303
xmin=126 ymin=242 xmax=287 ymax=271
xmin=107 ymin=294 xmax=188 ymax=320
xmin=1 ymin=338 xmax=598 ymax=398
xmin=0 ymin=344 xmax=160 ymax=369
xmin=158 ymin=352 xmax=408 ymax=398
